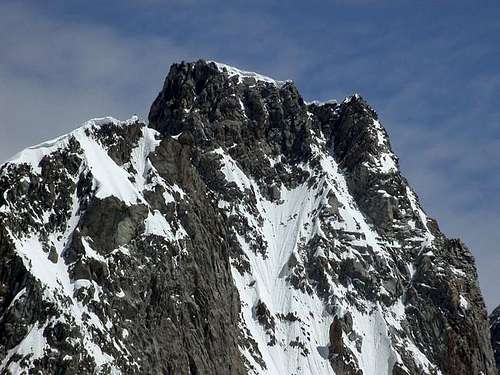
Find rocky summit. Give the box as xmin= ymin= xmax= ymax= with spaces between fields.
xmin=0 ymin=59 xmax=496 ymax=375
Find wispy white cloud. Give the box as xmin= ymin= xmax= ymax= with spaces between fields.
xmin=0 ymin=1 xmax=195 ymax=161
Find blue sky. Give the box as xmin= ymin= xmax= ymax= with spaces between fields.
xmin=1 ymin=0 xmax=499 ymax=309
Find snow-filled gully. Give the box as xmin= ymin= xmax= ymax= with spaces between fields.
xmin=214 ymin=146 xmax=425 ymax=375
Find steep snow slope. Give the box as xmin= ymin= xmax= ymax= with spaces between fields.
xmin=0 ymin=60 xmax=495 ymax=375
xmin=215 ymin=126 xmax=435 ymax=375
xmin=1 ymin=117 xmax=166 ymax=373
xmin=7 ymin=116 xmax=157 ymax=205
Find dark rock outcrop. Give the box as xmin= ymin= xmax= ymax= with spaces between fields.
xmin=490 ymin=305 xmax=500 ymax=373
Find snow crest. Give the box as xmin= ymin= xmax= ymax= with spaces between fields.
xmin=210 ymin=61 xmax=289 ymax=88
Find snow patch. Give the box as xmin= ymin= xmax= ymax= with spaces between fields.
xmin=210 ymin=61 xmax=288 ymax=88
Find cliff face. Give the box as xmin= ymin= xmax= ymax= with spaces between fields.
xmin=491 ymin=306 xmax=500 ymax=373
xmin=0 ymin=60 xmax=495 ymax=374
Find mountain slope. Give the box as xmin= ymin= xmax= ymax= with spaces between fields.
xmin=0 ymin=60 xmax=495 ymax=374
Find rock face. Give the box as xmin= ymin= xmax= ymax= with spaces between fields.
xmin=490 ymin=306 xmax=500 ymax=373
xmin=0 ymin=60 xmax=496 ymax=374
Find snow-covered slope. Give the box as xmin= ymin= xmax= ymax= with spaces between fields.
xmin=0 ymin=60 xmax=496 ymax=375
xmin=1 ymin=117 xmax=168 ymax=373
xmin=216 ymin=145 xmax=433 ymax=375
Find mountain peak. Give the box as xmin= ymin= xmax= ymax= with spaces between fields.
xmin=148 ymin=59 xmax=393 ymax=172
xmin=0 ymin=60 xmax=496 ymax=375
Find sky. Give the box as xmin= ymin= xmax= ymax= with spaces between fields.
xmin=0 ymin=0 xmax=499 ymax=309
